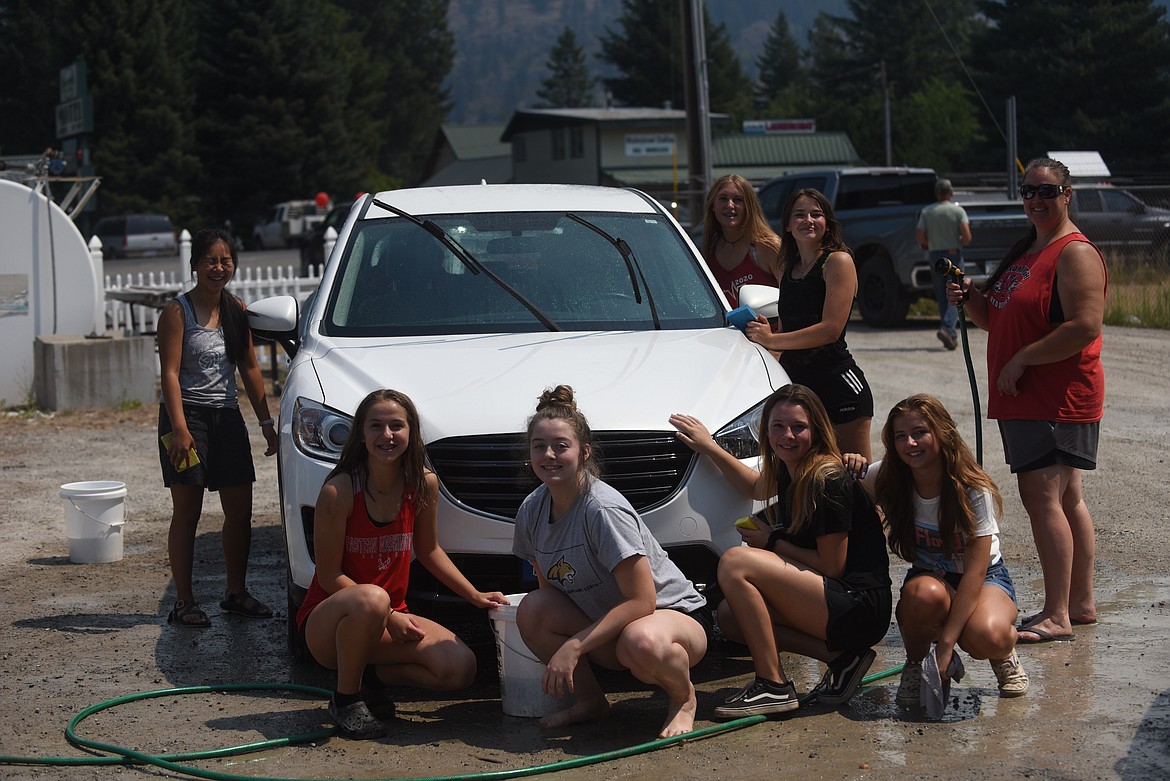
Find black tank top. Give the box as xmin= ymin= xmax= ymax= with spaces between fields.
xmin=777 ymin=250 xmax=853 ymax=368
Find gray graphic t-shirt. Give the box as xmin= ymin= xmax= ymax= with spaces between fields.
xmin=512 ymin=479 xmax=704 ymax=621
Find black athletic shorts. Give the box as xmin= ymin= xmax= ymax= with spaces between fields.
xmin=158 ymin=403 xmax=255 ymax=491
xmin=998 ymin=419 xmax=1099 ymax=474
xmin=783 ymin=361 xmax=875 ymax=425
xmin=823 ymin=577 xmax=892 ymax=653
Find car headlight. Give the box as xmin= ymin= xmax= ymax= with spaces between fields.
xmin=292 ymin=397 xmax=352 ymax=462
xmin=713 ymin=402 xmax=763 ymax=459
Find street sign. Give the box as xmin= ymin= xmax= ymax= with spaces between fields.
xmin=56 ymin=96 xmax=93 ymax=138
xmin=625 ymin=134 xmax=676 ymax=157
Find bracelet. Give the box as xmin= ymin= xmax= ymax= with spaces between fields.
xmin=258 ymin=418 xmax=275 ymax=428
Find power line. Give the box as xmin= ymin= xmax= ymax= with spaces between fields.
xmin=921 ymin=0 xmax=1008 ymax=143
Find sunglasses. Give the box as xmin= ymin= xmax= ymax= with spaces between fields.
xmin=1019 ymin=183 xmax=1068 ymax=200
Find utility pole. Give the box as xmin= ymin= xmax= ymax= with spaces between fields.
xmin=682 ymin=0 xmax=712 ymax=229
xmin=1007 ymin=96 xmax=1019 ymax=198
xmin=880 ymin=60 xmax=892 ymax=166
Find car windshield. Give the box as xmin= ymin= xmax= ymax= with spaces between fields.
xmin=321 ymin=210 xmax=724 ymax=335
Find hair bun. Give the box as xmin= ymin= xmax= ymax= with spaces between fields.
xmin=537 ymin=384 xmax=576 ymax=412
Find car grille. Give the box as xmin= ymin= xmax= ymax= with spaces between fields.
xmin=428 ymin=431 xmax=696 ymax=519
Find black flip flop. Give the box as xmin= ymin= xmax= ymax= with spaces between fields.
xmin=1017 ymin=626 xmax=1074 ymax=644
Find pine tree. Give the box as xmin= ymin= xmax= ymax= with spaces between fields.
xmin=339 ymin=0 xmax=454 ymax=188
xmin=534 ymin=27 xmax=597 ymax=108
xmin=191 ymin=0 xmax=375 ymax=227
xmin=974 ymin=0 xmax=1170 ymax=171
xmin=804 ymin=0 xmax=983 ymax=168
xmin=62 ymin=0 xmax=201 ymax=224
xmin=756 ymin=10 xmax=803 ymax=105
xmin=0 ymin=0 xmax=65 ymax=154
xmin=597 ymin=0 xmax=751 ymax=122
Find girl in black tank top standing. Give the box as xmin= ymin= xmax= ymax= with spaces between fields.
xmin=743 ymin=189 xmax=875 ymax=460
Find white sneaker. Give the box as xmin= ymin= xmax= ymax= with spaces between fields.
xmin=991 ymin=651 xmax=1030 ymax=698
xmin=896 ymin=660 xmax=922 ymax=707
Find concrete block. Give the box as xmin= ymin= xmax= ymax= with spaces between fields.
xmin=34 ymin=333 xmax=157 ymax=411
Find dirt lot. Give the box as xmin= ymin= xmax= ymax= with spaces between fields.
xmin=1 ymin=322 xmax=1168 ymax=781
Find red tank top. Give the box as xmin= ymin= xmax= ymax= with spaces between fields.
xmin=296 ymin=475 xmax=416 ymax=629
xmin=710 ymin=246 xmax=779 ymax=308
xmin=984 ymin=232 xmax=1106 ymax=422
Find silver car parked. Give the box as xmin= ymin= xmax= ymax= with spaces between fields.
xmin=93 ymin=214 xmax=178 ymax=260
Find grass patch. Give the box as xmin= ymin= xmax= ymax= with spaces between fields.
xmin=904 ymin=255 xmax=1169 ymax=329
xmin=1105 ymin=269 xmax=1170 ymax=328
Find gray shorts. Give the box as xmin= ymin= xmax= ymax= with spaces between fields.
xmin=998 ymin=419 xmax=1099 ymax=474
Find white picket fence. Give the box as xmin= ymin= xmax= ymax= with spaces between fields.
xmin=100 ymin=229 xmax=336 ymax=371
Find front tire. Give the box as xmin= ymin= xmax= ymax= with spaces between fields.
xmin=287 ymin=575 xmax=310 ymax=662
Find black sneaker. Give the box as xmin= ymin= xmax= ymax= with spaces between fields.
xmin=328 ymin=697 xmax=387 ymax=740
xmin=815 ymin=648 xmax=877 ymax=705
xmin=713 ymin=677 xmax=799 ymax=719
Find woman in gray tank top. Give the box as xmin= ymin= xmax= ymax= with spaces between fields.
xmin=156 ymin=228 xmax=278 ymax=628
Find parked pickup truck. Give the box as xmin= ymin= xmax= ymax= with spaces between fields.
xmin=756 ymin=168 xmax=1030 ymax=327
xmin=252 ymin=200 xmax=326 ymax=250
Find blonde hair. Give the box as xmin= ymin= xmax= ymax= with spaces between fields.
xmin=758 ymin=384 xmax=844 ymax=535
xmin=701 ymin=174 xmax=782 ymax=263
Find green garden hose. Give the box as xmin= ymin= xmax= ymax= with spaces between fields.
xmin=957 ymin=309 xmax=985 ymax=465
xmin=0 ymin=666 xmax=903 ymax=780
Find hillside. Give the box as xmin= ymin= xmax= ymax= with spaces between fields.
xmin=444 ymin=0 xmax=846 ymax=122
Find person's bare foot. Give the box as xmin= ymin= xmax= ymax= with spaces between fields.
xmin=657 ymin=685 xmax=698 ymax=739
xmin=538 ymin=696 xmax=610 ymax=730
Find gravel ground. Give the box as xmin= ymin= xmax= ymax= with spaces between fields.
xmin=0 ymin=321 xmax=1167 ymax=781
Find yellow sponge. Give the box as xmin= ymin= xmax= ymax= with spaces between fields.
xmin=735 ymin=516 xmax=760 ymax=531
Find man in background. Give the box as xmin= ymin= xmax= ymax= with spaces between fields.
xmin=917 ymin=178 xmax=971 ymax=351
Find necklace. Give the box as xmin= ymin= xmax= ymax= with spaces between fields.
xmin=792 ymin=252 xmax=819 ymax=278
xmin=367 ymin=478 xmax=400 ymax=496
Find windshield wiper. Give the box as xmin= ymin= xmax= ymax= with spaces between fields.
xmin=371 ymin=198 xmax=560 ymax=332
xmin=565 ymin=213 xmax=662 ymax=330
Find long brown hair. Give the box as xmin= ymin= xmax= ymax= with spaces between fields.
xmin=758 ymin=384 xmax=844 ymax=535
xmin=700 ymin=174 xmax=781 ymax=262
xmin=525 ymin=384 xmax=600 ymax=487
xmin=982 ymin=157 xmax=1072 ymax=293
xmin=875 ymin=394 xmax=1002 ymax=562
xmin=327 ymin=389 xmax=432 ymax=507
xmin=189 ymin=228 xmax=249 ymax=365
xmin=778 ymin=188 xmax=851 ymax=273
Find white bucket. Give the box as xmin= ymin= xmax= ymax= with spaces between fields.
xmin=60 ymin=480 xmax=127 ymax=564
xmin=489 ymin=592 xmax=573 ymax=717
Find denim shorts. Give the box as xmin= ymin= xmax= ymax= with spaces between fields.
xmin=902 ymin=559 xmax=1017 ymax=604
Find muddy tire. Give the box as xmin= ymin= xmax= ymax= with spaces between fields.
xmin=857 ymin=254 xmax=910 ymax=327
xmin=287 ymin=575 xmax=310 ymax=662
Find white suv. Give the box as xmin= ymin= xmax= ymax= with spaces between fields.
xmin=246 ymin=184 xmax=788 ymax=654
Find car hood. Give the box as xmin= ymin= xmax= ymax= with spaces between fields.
xmin=306 ymin=329 xmax=787 ymax=438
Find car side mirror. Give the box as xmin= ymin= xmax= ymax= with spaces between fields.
xmin=247 ymin=295 xmax=300 ymax=358
xmin=738 ymin=284 xmax=780 ymax=319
